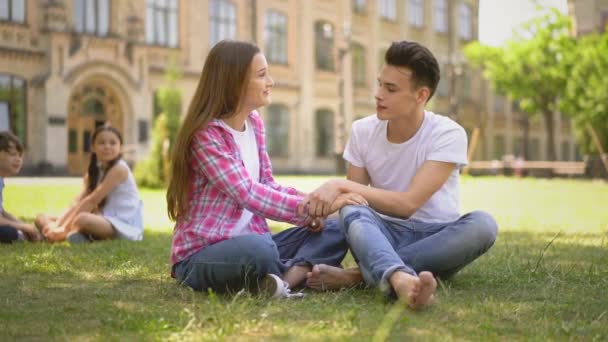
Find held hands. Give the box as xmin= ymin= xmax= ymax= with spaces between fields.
xmin=297 ymin=179 xmax=343 ymax=218
xmin=330 ymin=192 xmax=368 ymax=213
xmin=42 ymin=222 xmax=67 ymax=242
xmin=300 ymin=192 xmax=368 ymax=233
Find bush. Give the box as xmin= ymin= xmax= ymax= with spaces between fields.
xmin=134 ymin=63 xmax=182 ymax=188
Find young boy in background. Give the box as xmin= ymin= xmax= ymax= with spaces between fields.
xmin=0 ymin=131 xmax=41 ymax=243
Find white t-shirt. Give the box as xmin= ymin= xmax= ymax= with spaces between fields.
xmin=225 ymin=118 xmax=260 ymax=236
xmin=343 ymin=110 xmax=468 ymax=223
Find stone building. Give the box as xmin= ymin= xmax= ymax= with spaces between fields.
xmin=0 ymin=0 xmax=578 ymax=176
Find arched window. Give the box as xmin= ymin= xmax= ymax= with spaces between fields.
xmin=209 ymin=0 xmax=236 ymax=47
xmin=315 ymin=109 xmax=334 ymax=157
xmin=74 ymin=0 xmax=110 ymax=36
xmin=0 ymin=74 xmax=27 ymax=145
xmin=351 ymin=43 xmax=366 ymax=87
xmin=314 ymin=21 xmax=334 ymax=71
xmin=265 ymin=104 xmax=289 ymax=158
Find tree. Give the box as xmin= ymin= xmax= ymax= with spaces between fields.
xmin=561 ymin=32 xmax=608 ymax=155
xmin=560 ymin=31 xmax=608 ymax=176
xmin=464 ymin=8 xmax=574 ymax=160
xmin=134 ymin=61 xmax=182 ymax=188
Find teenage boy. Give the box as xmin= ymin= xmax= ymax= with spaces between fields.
xmin=304 ymin=41 xmax=498 ymax=309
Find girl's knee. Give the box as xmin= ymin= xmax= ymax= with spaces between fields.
xmin=239 ymin=235 xmax=280 ymax=266
xmin=73 ymin=213 xmax=91 ymax=232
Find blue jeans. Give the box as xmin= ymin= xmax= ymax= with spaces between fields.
xmin=340 ymin=205 xmax=498 ymax=294
xmin=0 ymin=225 xmax=19 ymax=243
xmin=173 ymin=219 xmax=347 ymax=293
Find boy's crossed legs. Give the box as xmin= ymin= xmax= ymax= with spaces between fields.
xmin=307 ymin=205 xmax=497 ymax=309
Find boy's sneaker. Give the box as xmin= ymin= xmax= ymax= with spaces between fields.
xmin=67 ymin=232 xmax=92 ymax=244
xmin=261 ymin=274 xmax=305 ymax=299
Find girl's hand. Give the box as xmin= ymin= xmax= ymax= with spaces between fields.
xmin=43 ymin=224 xmax=66 ymax=242
xmin=307 ymin=216 xmax=325 ymax=233
xmin=20 ymin=224 xmax=43 ymax=242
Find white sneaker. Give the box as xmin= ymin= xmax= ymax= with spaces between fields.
xmin=261 ymin=274 xmax=305 ymax=299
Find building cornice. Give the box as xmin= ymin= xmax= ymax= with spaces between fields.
xmin=0 ymin=46 xmax=45 ymax=59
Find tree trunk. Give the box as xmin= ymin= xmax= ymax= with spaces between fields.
xmin=542 ymin=110 xmax=556 ymax=161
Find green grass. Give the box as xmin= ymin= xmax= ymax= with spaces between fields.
xmin=1 ymin=176 xmax=607 ymax=341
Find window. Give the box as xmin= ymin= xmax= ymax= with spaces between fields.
xmin=153 ymin=90 xmax=163 ymax=120
xmin=494 ymin=135 xmax=505 ymax=160
xmin=493 ymin=94 xmax=505 ymax=113
xmin=529 ymin=138 xmax=540 ymax=160
xmin=209 ymin=0 xmax=236 ymax=47
xmin=436 ymin=64 xmax=448 ymax=97
xmin=266 ymin=104 xmax=289 ymax=158
xmin=315 ymin=109 xmax=335 ymax=157
xmin=74 ymin=0 xmax=110 ymax=36
xmin=146 ymin=0 xmax=179 ymax=47
xmin=138 ymin=120 xmax=149 ymax=143
xmin=378 ymin=0 xmax=396 ymax=21
xmin=513 ymin=136 xmax=523 ymax=157
xmin=264 ymin=10 xmax=287 ymax=64
xmin=315 ymin=21 xmax=334 ymax=71
xmin=353 ymin=0 xmax=366 ymax=13
xmin=459 ymin=3 xmax=472 ymax=40
xmin=0 ymin=0 xmax=25 ymax=23
xmin=561 ymin=141 xmax=570 ymax=161
xmin=459 ymin=68 xmax=471 ymax=101
xmin=434 ymin=0 xmax=447 ymax=33
xmin=351 ymin=43 xmax=366 ymax=87
xmin=408 ymin=0 xmax=424 ymax=28
xmin=0 ymin=74 xmax=27 ymax=144
xmin=378 ymin=48 xmax=387 ymax=69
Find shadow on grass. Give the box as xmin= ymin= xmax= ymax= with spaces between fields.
xmin=1 ymin=230 xmax=607 ymax=340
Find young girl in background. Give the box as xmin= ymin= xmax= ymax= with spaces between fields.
xmin=167 ymin=40 xmax=365 ymax=297
xmin=36 ymin=125 xmax=144 ymax=243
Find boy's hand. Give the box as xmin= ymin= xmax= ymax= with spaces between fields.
xmin=329 ymin=192 xmax=368 ymax=214
xmin=298 ymin=180 xmax=343 ymax=218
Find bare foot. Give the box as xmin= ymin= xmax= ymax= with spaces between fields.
xmin=306 ymin=264 xmax=363 ymax=290
xmin=390 ymin=271 xmax=437 ymax=310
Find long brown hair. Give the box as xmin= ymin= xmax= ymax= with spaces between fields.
xmin=167 ymin=40 xmax=260 ymax=221
xmin=87 ymin=125 xmax=123 ymax=208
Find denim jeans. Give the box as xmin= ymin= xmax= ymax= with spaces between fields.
xmin=0 ymin=225 xmax=19 ymax=243
xmin=340 ymin=205 xmax=498 ymax=295
xmin=173 ymin=218 xmax=347 ymax=293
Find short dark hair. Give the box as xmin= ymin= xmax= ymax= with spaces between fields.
xmin=0 ymin=131 xmax=24 ymax=154
xmin=385 ymin=41 xmax=440 ymax=101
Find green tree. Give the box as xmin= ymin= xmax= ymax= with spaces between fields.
xmin=464 ymin=8 xmax=574 ymax=160
xmin=561 ymin=32 xmax=608 ymax=156
xmin=134 ymin=62 xmax=182 ymax=188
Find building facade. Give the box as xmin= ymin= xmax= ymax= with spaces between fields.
xmin=569 ymin=0 xmax=608 ymax=35
xmin=0 ymin=0 xmax=578 ymax=176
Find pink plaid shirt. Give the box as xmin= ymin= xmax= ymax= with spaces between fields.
xmin=170 ymin=111 xmax=307 ymax=268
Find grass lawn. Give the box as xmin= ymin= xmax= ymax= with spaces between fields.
xmin=1 ymin=176 xmax=607 ymax=341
